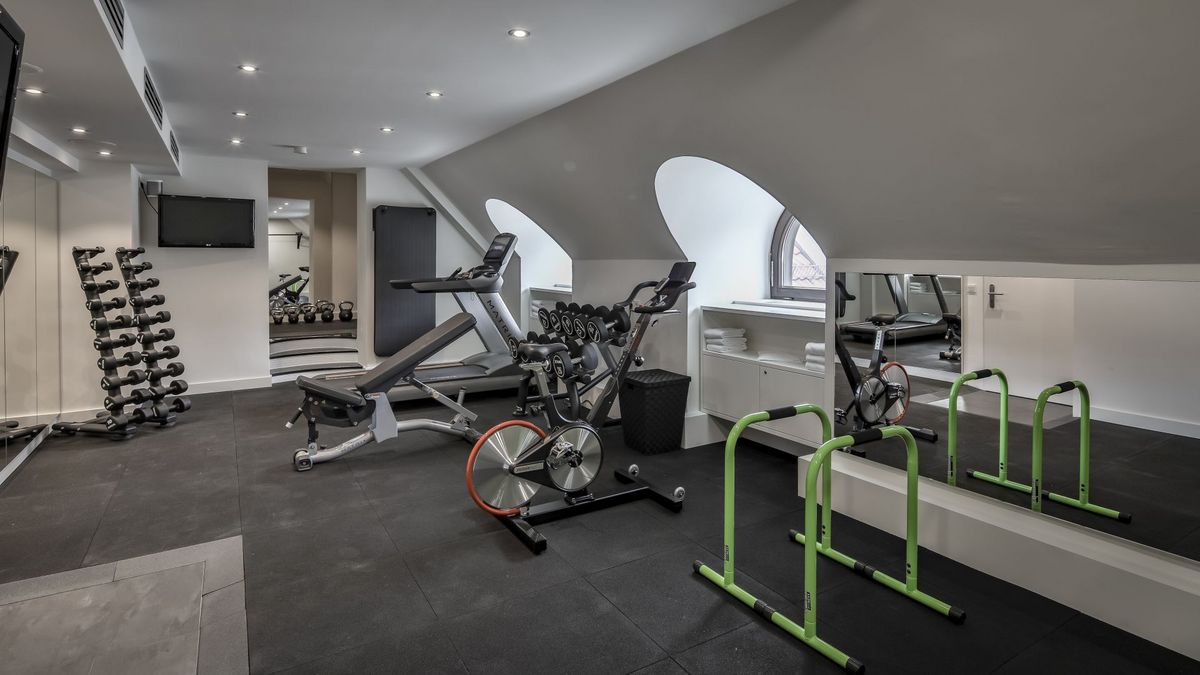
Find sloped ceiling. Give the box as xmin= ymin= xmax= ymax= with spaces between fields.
xmin=425 ymin=0 xmax=1200 ymax=264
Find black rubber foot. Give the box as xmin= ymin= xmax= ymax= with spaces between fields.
xmin=787 ymin=528 xmax=801 ymax=541
xmin=691 ymin=560 xmax=703 ymax=573
xmin=948 ymin=606 xmax=967 ymax=624
xmin=1118 ymin=512 xmax=1133 ymax=524
xmin=845 ymin=657 xmax=866 ymax=674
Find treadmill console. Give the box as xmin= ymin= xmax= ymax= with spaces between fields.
xmin=482 ymin=233 xmax=517 ymax=273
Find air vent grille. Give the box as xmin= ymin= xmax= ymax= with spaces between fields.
xmin=169 ymin=132 xmax=179 ymax=163
xmin=101 ymin=0 xmax=126 ymax=47
xmin=143 ymin=68 xmax=163 ymax=128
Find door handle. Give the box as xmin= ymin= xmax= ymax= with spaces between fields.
xmin=988 ymin=283 xmax=1004 ymax=309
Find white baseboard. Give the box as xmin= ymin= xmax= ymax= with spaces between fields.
xmin=186 ymin=376 xmax=274 ymax=395
xmin=1091 ymin=406 xmax=1200 ymax=440
xmin=683 ymin=411 xmax=725 ymax=448
xmin=798 ymin=452 xmax=1200 ymax=660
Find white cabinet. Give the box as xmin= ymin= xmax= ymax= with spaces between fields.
xmin=700 ymin=353 xmax=758 ymax=420
xmin=758 ymin=365 xmax=825 ymax=445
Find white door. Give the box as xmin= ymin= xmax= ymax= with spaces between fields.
xmin=975 ymin=277 xmax=1075 ymax=399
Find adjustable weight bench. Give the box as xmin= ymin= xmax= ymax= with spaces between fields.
xmin=288 ymin=312 xmax=483 ymax=471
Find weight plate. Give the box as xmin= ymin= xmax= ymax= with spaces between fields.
xmin=546 ymin=425 xmax=603 ymax=493
xmin=470 ymin=423 xmax=546 ymax=509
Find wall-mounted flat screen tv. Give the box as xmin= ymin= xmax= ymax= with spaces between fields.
xmin=0 ymin=4 xmax=27 ymax=203
xmin=158 ymin=195 xmax=255 ymax=248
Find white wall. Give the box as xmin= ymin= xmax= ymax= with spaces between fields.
xmin=139 ymin=155 xmax=271 ymax=393
xmin=484 ymin=199 xmax=572 ymax=289
xmin=267 ymin=218 xmax=311 ymax=290
xmin=654 ymin=156 xmax=789 ymax=413
xmin=57 ymin=162 xmax=138 ymax=414
xmin=1073 ymin=279 xmax=1200 ymax=437
xmin=357 ymin=168 xmax=485 ymax=367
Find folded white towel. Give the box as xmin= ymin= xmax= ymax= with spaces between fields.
xmin=804 ymin=342 xmax=826 ymax=355
xmin=805 ymin=361 xmax=826 ymax=374
xmin=706 ymin=337 xmax=748 ymax=346
xmin=704 ymin=328 xmax=746 ymax=338
xmin=706 ymin=344 xmax=748 ymax=354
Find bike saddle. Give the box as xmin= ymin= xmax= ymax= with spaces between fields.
xmin=518 ymin=342 xmax=569 ymax=363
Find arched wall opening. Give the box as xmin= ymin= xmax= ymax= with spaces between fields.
xmin=654 ymin=155 xmax=829 ymax=434
xmin=485 ymin=198 xmax=573 ymax=331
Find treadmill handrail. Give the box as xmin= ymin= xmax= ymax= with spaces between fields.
xmin=393 ymin=275 xmax=501 ymax=294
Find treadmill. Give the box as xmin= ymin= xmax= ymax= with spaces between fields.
xmin=842 ymin=273 xmax=950 ymax=343
xmin=316 ymin=233 xmax=525 ymax=401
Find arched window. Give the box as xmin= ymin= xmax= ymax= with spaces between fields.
xmin=769 ymin=211 xmax=826 ymax=301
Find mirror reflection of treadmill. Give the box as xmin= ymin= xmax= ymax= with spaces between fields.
xmin=842 ymin=273 xmax=950 ymax=342
xmin=318 ymin=233 xmax=524 ymax=401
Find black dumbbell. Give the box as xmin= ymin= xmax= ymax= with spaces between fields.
xmin=146 ymin=362 xmax=185 ymax=380
xmin=73 ymin=246 xmax=106 ymax=257
xmin=101 ymin=370 xmax=147 ymax=390
xmin=141 ymin=345 xmax=181 ymax=361
xmin=104 ymin=409 xmax=148 ymax=430
xmin=301 ymin=303 xmax=317 ymax=323
xmin=97 ymin=351 xmax=142 ymax=370
xmin=169 ymin=397 xmax=192 ymax=413
xmin=94 ymin=333 xmax=136 ymax=351
xmin=136 ymin=328 xmax=175 ymax=345
xmin=138 ymin=380 xmax=188 ymax=400
xmin=91 ymin=315 xmax=134 ymax=331
xmin=285 ymin=305 xmax=301 ymax=324
xmin=103 ymin=392 xmax=144 ymax=410
xmin=116 ymin=246 xmax=146 ymax=258
xmin=82 ymin=279 xmax=120 ymax=292
xmin=587 ymin=307 xmax=632 ymax=343
xmin=571 ymin=305 xmax=599 ymax=339
xmin=120 ymin=262 xmax=153 ymax=273
xmin=135 ymin=311 xmax=171 ymax=326
xmin=130 ymin=294 xmax=166 ymax=308
xmin=129 ymin=278 xmax=160 ymax=291
xmin=79 ymin=261 xmax=113 ymax=273
xmin=338 ymin=301 xmax=354 ymax=321
xmin=86 ymin=297 xmax=127 ymax=312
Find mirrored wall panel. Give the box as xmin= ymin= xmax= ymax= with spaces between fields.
xmin=0 ymin=158 xmax=61 ymax=478
xmin=835 ymin=273 xmax=1200 ymax=562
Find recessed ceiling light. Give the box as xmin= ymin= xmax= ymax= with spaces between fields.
xmin=351 ymin=149 xmax=363 ymax=156
xmin=20 ymin=87 xmax=44 ymax=95
xmin=237 ymin=64 xmax=258 ymax=73
xmin=97 ymin=150 xmax=112 ymax=157
xmin=71 ymin=126 xmax=88 ymax=134
xmin=233 ymin=111 xmax=248 ymax=118
xmin=283 ymin=202 xmax=289 ymax=206
xmin=425 ymin=90 xmax=444 ymax=98
xmin=380 ymin=126 xmax=395 ymax=134
xmin=230 ymin=137 xmax=243 ymax=145
xmin=508 ymin=28 xmax=530 ymax=38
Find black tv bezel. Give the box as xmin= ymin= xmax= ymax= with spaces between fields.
xmin=0 ymin=4 xmax=27 ymax=204
xmin=157 ymin=194 xmax=256 ymax=249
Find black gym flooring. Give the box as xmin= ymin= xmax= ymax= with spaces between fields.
xmin=0 ymin=385 xmax=1196 ymax=674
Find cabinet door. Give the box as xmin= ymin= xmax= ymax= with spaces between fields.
xmin=759 ymin=366 xmax=825 ymax=446
xmin=700 ymin=353 xmax=759 ymax=420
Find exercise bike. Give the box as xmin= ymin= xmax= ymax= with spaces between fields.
xmin=833 ymin=278 xmax=937 ymax=442
xmin=464 ymin=262 xmax=696 ymax=553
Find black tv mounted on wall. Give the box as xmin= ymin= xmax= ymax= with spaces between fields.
xmin=158 ymin=194 xmax=255 ymax=248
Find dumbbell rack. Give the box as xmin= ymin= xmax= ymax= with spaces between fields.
xmin=52 ymin=246 xmax=143 ymax=439
xmin=115 ymin=247 xmax=190 ymax=426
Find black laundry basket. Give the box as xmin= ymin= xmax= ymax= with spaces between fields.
xmin=619 ymin=369 xmax=691 ymax=454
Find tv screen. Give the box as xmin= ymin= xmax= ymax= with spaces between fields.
xmin=0 ymin=5 xmax=26 ymax=204
xmin=158 ymin=194 xmax=255 ymax=248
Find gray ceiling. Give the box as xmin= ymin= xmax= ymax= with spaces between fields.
xmin=425 ymin=0 xmax=1200 ymax=265
xmin=121 ymin=0 xmax=792 ymax=169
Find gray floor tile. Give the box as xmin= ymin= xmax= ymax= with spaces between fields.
xmin=0 ymin=515 xmax=100 ymax=584
xmin=445 ymin=578 xmax=665 ymax=675
xmin=199 ymin=610 xmax=250 ymax=675
xmin=0 ymin=563 xmax=115 ymax=606
xmin=629 ymin=659 xmax=689 ymax=675
xmin=89 ymin=629 xmax=200 ymax=675
xmin=674 ymin=621 xmax=846 ymax=674
xmin=535 ymin=501 xmax=691 ymax=575
xmin=84 ymin=485 xmax=242 ymax=566
xmin=272 ymin=624 xmax=465 ymax=675
xmin=0 ymin=482 xmax=117 ymax=534
xmin=202 ymin=580 xmax=245 ymax=627
xmin=241 ymin=506 xmax=396 ymax=588
xmin=238 ymin=461 xmax=371 ymax=533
